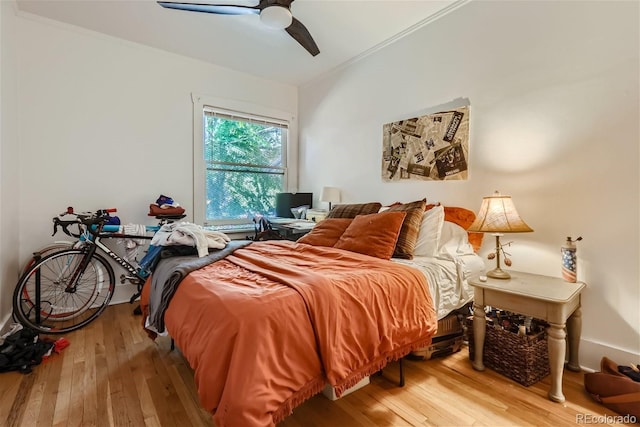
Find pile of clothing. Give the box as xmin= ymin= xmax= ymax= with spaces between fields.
xmin=138 ymin=221 xmax=232 ymax=274
xmin=138 ymin=194 xmax=233 ymax=273
xmin=0 ymin=324 xmax=69 ymax=374
xmin=151 ymin=222 xmax=230 ymax=257
xmin=148 ymin=194 xmax=185 ymax=217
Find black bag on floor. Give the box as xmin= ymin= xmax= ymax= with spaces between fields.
xmin=0 ymin=327 xmax=54 ymax=374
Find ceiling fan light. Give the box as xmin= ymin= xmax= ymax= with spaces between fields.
xmin=260 ymin=6 xmax=292 ymax=29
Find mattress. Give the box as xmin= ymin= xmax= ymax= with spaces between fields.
xmin=392 ymin=252 xmax=485 ymax=320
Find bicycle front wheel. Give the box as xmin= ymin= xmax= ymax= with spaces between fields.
xmin=13 ymin=249 xmax=116 ymax=334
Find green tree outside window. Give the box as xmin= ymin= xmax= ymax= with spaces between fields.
xmin=204 ymin=113 xmax=287 ymax=223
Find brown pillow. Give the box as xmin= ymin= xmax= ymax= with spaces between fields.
xmin=426 ymin=204 xmax=484 ymax=253
xmin=334 ymin=211 xmax=406 ymax=260
xmin=297 ymin=218 xmax=353 ymax=247
xmin=386 ymin=199 xmax=427 ymax=259
xmin=326 ymin=202 xmax=382 ymax=219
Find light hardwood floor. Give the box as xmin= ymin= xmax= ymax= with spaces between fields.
xmin=0 ymin=303 xmax=631 ymax=427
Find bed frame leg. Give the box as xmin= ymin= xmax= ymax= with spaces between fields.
xmin=374 ymin=358 xmax=405 ymax=387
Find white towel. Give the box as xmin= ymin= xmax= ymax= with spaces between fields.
xmin=118 ymin=224 xmax=149 ymax=262
xmin=204 ymin=230 xmax=231 ymax=249
xmin=150 ymin=222 xmax=230 ymax=257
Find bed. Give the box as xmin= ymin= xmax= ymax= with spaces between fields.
xmin=139 ymin=200 xmax=484 ymax=427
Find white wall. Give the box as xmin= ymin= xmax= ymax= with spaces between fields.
xmin=1 ymin=12 xmax=297 ymax=310
xmin=299 ymin=0 xmax=639 ymax=370
xmin=0 ymin=1 xmax=21 ymax=327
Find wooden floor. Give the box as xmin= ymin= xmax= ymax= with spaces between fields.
xmin=0 ymin=303 xmax=632 ymax=427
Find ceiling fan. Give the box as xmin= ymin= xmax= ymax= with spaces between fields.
xmin=158 ymin=0 xmax=320 ymax=56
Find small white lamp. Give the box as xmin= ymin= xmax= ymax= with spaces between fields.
xmin=320 ymin=187 xmax=341 ymax=211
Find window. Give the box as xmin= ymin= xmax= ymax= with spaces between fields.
xmin=193 ymin=95 xmax=294 ymax=229
xmin=203 ymin=109 xmax=287 ymax=225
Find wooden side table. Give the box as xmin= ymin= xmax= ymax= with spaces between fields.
xmin=469 ymin=271 xmax=586 ymax=403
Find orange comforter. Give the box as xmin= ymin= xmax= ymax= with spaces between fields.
xmin=142 ymin=240 xmax=436 ymax=427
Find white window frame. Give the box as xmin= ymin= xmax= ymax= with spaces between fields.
xmin=192 ymin=93 xmax=298 ymax=227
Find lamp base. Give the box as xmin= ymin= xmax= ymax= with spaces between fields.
xmin=487 ymin=267 xmax=511 ymax=280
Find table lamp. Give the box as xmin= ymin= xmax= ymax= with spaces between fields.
xmin=320 ymin=186 xmax=341 ymax=211
xmin=467 ymin=191 xmax=533 ymax=279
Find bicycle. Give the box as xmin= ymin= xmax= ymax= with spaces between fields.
xmin=13 ymin=207 xmax=184 ymax=334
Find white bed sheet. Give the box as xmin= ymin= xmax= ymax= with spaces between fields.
xmin=392 ymin=253 xmax=485 ymax=320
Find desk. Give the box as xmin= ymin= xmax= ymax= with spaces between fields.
xmin=269 ymin=219 xmax=315 ymax=240
xmin=469 ymin=271 xmax=585 ymax=402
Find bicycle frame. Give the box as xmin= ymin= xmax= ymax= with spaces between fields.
xmin=83 ymin=224 xmax=160 ymax=281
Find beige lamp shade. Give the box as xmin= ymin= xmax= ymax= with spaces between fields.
xmin=468 ymin=191 xmax=533 ymax=233
xmin=320 ymin=187 xmax=341 ymax=204
xmin=320 ymin=186 xmax=341 ymax=211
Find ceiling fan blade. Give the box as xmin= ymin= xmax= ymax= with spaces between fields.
xmin=285 ymin=17 xmax=320 ymax=56
xmin=158 ymin=2 xmax=259 ymax=15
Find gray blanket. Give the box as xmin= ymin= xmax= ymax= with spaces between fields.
xmin=147 ymin=240 xmax=252 ymax=333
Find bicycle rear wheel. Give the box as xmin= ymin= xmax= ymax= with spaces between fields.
xmin=13 ymin=249 xmax=115 ymax=334
xmin=20 ymin=241 xmax=74 ymax=276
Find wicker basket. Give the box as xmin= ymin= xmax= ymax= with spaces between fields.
xmin=467 ymin=317 xmax=550 ymax=386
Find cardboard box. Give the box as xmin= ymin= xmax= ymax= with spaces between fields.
xmin=410 ymin=312 xmax=464 ymax=360
xmin=322 ymin=376 xmax=370 ymax=401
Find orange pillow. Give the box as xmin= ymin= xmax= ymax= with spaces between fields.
xmin=297 ymin=218 xmax=353 ymax=247
xmin=426 ymin=204 xmax=484 ymax=253
xmin=334 ymin=211 xmax=407 ymax=260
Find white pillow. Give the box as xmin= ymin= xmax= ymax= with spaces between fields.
xmin=413 ymin=205 xmax=445 ymax=257
xmin=438 ymin=221 xmax=476 ymax=259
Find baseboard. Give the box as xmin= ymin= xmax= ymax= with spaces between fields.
xmin=111 ymin=284 xmax=139 ymax=306
xmin=580 ymin=338 xmax=639 ymax=372
xmin=0 ymin=310 xmax=14 ymax=336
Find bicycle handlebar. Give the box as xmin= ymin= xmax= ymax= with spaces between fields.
xmin=52 ymin=207 xmax=117 ymax=237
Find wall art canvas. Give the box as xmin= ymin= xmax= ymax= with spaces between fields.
xmin=382 ymin=106 xmax=469 ymax=181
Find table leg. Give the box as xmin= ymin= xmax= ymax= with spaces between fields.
xmin=472 ymin=302 xmax=485 ymax=371
xmin=547 ymin=322 xmax=567 ymax=402
xmin=566 ymin=307 xmax=582 ymax=372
